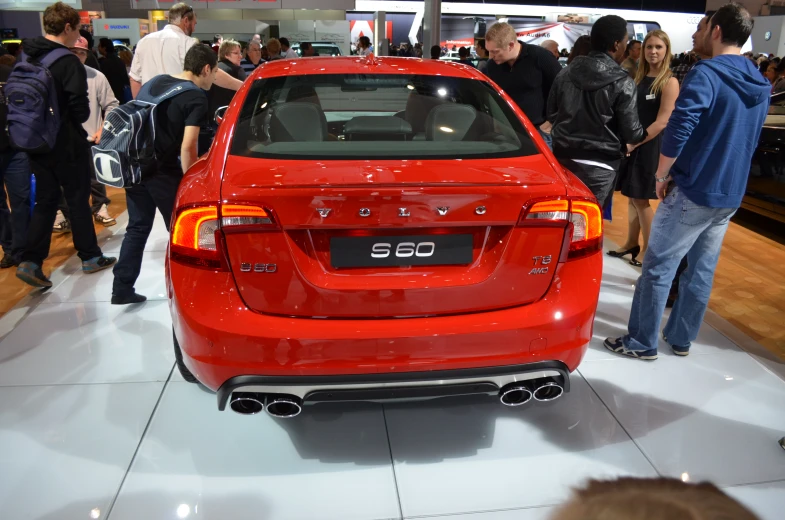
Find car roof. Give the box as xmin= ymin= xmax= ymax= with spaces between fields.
xmin=248 ymin=56 xmax=486 ymax=81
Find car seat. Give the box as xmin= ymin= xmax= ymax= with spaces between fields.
xmin=425 ymin=104 xmax=478 ymax=141
xmin=269 ymin=103 xmax=328 ymax=142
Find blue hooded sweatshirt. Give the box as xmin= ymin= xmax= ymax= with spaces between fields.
xmin=661 ymin=54 xmax=770 ymax=208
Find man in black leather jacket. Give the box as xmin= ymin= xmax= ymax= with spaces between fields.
xmin=547 ymin=15 xmax=646 ymax=209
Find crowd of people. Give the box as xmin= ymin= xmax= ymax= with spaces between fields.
xmin=0 ymin=1 xmax=775 ymax=351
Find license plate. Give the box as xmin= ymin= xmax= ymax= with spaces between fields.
xmin=331 ymin=234 xmax=473 ymax=268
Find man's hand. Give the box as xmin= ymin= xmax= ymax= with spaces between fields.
xmin=626 ymin=143 xmax=636 ymax=155
xmin=656 ymin=175 xmax=670 ymax=200
xmin=93 ymin=129 xmax=102 ymax=144
xmin=539 ymin=121 xmax=552 ymax=134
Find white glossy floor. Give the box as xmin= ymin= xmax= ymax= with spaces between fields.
xmin=1 ymin=214 xmax=785 ymax=520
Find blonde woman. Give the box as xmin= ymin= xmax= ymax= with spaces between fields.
xmin=609 ymin=30 xmax=679 ymax=267
xmin=266 ymin=38 xmax=282 ymax=60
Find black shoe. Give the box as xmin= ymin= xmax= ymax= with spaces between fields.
xmin=607 ymin=245 xmax=640 ymax=259
xmin=0 ymin=255 xmax=19 ymax=269
xmin=111 ymin=292 xmax=147 ymax=305
xmin=16 ymin=261 xmax=53 ymax=288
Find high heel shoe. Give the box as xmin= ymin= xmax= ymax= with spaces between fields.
xmin=607 ymin=245 xmax=640 ymax=259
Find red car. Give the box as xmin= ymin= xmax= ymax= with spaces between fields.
xmin=167 ymin=56 xmax=603 ymax=418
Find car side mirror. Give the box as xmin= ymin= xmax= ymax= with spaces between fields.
xmin=215 ymin=106 xmax=229 ymax=126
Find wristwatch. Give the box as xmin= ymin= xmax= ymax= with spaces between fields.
xmin=656 ymin=174 xmax=671 ymax=183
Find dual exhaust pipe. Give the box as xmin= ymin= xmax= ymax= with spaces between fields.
xmin=229 ymin=376 xmax=564 ymax=417
xmin=229 ymin=392 xmax=303 ymax=418
xmin=499 ymin=377 xmax=565 ymax=407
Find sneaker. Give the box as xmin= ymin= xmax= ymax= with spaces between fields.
xmin=662 ymin=332 xmax=690 ymax=356
xmin=604 ymin=337 xmax=658 ymax=361
xmin=82 ymin=255 xmax=117 ymax=274
xmin=53 ymin=211 xmax=71 ymax=233
xmin=93 ymin=204 xmax=116 ymax=227
xmin=16 ymin=261 xmax=53 ymax=288
xmin=111 ymin=292 xmax=147 ymax=305
xmin=0 ymin=254 xmax=19 ymax=269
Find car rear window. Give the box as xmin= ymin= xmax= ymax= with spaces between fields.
xmin=229 ymin=73 xmax=540 ymax=160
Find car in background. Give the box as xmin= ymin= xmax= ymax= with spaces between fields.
xmin=292 ymin=41 xmax=342 ymax=57
xmin=167 ymin=56 xmax=603 ymax=418
xmin=747 ymin=91 xmax=785 ymax=223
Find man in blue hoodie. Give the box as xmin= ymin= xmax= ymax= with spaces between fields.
xmin=605 ymin=3 xmax=770 ymax=360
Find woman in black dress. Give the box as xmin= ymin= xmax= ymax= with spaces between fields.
xmin=608 ymin=30 xmax=679 ymax=266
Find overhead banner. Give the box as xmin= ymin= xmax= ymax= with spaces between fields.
xmin=279 ymin=20 xmax=316 ymax=44
xmin=130 ymin=0 xmax=281 ymax=9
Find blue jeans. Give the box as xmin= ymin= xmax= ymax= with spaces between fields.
xmin=538 ymin=127 xmax=553 ymax=149
xmin=112 ymin=172 xmax=181 ymax=297
xmin=0 ymin=150 xmax=32 ymax=262
xmin=623 ymin=186 xmax=736 ymax=352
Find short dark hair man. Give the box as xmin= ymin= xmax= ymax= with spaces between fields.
xmin=605 ymin=3 xmax=770 ymax=360
xmin=280 ymin=37 xmax=297 ymax=59
xmin=430 ymin=45 xmax=441 ymax=60
xmin=547 ymin=14 xmax=646 ymax=210
xmin=457 ymin=46 xmax=475 ymax=68
xmin=300 ymin=42 xmax=316 ymax=57
xmin=97 ymin=36 xmax=131 ymax=103
xmin=485 ymin=22 xmax=562 ymax=148
xmin=112 ymin=44 xmax=217 ymax=304
xmin=15 ymin=1 xmax=115 ymax=288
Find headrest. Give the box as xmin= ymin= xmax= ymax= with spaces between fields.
xmin=286 ymin=85 xmax=321 ymax=106
xmin=269 ymin=103 xmax=327 ymax=142
xmin=425 ymin=104 xmax=478 ymax=141
xmin=405 ymin=92 xmax=448 ymax=133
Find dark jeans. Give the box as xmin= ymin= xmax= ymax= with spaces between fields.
xmin=0 ymin=150 xmax=32 ymax=262
xmin=59 ymin=144 xmax=111 ymax=217
xmin=24 ymin=142 xmax=102 ymax=265
xmin=558 ymin=158 xmax=618 ymax=210
xmin=112 ymin=172 xmax=181 ymax=297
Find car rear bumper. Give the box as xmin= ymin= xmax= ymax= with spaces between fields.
xmin=168 ymin=252 xmax=601 ymax=393
xmin=216 ymin=361 xmax=570 ymax=410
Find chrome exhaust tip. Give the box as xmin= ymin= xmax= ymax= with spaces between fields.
xmin=499 ymin=384 xmax=534 ymax=407
xmin=265 ymin=396 xmax=303 ymax=418
xmin=229 ymin=393 xmax=265 ymax=415
xmin=533 ymin=378 xmax=564 ymax=402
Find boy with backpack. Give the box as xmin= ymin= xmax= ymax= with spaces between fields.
xmin=106 ymin=44 xmax=216 ymax=305
xmin=6 ymin=2 xmax=115 ymax=288
xmin=0 ymin=61 xmax=31 ymax=269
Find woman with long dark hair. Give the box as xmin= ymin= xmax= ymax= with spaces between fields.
xmin=609 ymin=30 xmax=679 ymax=267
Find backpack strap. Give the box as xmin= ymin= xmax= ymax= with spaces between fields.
xmin=32 ymin=48 xmax=74 ymax=69
xmin=137 ymin=76 xmax=202 ymax=104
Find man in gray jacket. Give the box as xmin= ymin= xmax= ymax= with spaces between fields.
xmin=57 ymin=35 xmax=119 ymax=228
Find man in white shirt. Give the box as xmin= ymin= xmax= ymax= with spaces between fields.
xmin=279 ymin=37 xmax=298 ymax=59
xmin=129 ymin=3 xmax=242 ymax=97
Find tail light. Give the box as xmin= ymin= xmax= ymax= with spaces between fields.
xmin=170 ymin=203 xmax=276 ymax=270
xmin=518 ymin=197 xmax=603 ymax=261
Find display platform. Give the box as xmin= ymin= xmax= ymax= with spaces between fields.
xmin=0 ymin=213 xmax=783 ymax=520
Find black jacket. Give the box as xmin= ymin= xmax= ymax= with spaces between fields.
xmin=21 ymin=37 xmax=89 ymax=150
xmin=487 ymin=41 xmax=562 ymax=126
xmin=99 ymin=52 xmax=130 ymax=103
xmin=547 ymin=51 xmax=645 ymax=165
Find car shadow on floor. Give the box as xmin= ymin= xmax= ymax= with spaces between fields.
xmin=269 ymin=377 xmax=784 ymax=471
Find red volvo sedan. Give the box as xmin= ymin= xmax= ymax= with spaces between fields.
xmin=167 ymin=56 xmax=603 ymax=418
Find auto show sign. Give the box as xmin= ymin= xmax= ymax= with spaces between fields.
xmin=315 ymin=20 xmax=351 ymax=56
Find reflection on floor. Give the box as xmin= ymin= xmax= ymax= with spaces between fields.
xmin=605 ymin=191 xmax=785 ymax=361
xmin=0 ymin=214 xmax=784 ymax=520
xmin=0 ymin=188 xmax=127 ymax=316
